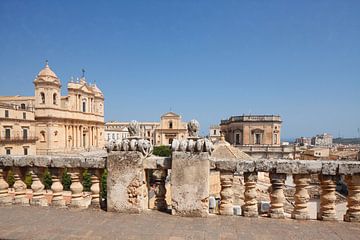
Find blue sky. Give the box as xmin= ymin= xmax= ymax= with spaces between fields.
xmin=0 ymin=1 xmax=359 ymax=139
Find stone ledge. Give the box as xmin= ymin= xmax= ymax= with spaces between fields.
xmin=0 ymin=155 xmax=106 ymax=169
xmin=213 ymin=159 xmax=360 ymax=175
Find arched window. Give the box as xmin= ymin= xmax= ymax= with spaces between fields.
xmin=53 ymin=93 xmax=57 ymax=105
xmin=82 ymin=99 xmax=87 ymax=112
xmin=20 ymin=103 xmax=26 ymax=109
xmin=40 ymin=131 xmax=46 ymax=142
xmin=40 ymin=92 xmax=45 ymax=104
xmin=169 ymin=121 xmax=173 ymax=129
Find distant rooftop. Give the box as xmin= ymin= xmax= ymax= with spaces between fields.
xmin=220 ymin=115 xmax=282 ymax=125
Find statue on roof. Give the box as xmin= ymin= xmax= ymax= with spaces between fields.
xmin=187 ymin=119 xmax=200 ymax=138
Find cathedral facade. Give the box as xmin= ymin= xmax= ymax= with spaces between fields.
xmin=0 ymin=62 xmax=105 ymax=155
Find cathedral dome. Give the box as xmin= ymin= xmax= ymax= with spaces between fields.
xmin=34 ymin=61 xmax=61 ymax=86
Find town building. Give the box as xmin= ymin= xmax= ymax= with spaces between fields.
xmin=104 ymin=112 xmax=188 ymax=146
xmin=300 ymin=148 xmax=330 ymax=160
xmin=295 ymin=137 xmax=312 ymax=146
xmin=209 ymin=125 xmax=221 ymax=143
xmin=311 ymin=133 xmax=333 ymax=146
xmin=0 ymin=62 xmax=105 ymax=155
xmin=220 ymin=115 xmax=282 ymax=146
xmin=0 ymin=102 xmax=37 ymax=155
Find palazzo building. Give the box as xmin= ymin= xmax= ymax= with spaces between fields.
xmin=0 ymin=62 xmax=105 ymax=155
xmin=104 ymin=112 xmax=188 ymax=146
xmin=220 ymin=115 xmax=282 ymax=146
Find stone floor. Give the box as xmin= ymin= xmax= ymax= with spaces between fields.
xmin=0 ymin=206 xmax=359 ymax=240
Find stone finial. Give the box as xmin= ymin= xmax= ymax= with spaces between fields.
xmin=0 ymin=169 xmax=12 ymax=205
xmin=171 ymin=138 xmax=213 ymax=154
xmin=30 ymin=171 xmax=48 ymax=207
xmin=128 ymin=120 xmax=141 ymax=138
xmin=187 ymin=119 xmax=200 ymax=138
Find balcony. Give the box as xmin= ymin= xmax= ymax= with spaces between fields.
xmin=0 ymin=136 xmax=38 ymax=144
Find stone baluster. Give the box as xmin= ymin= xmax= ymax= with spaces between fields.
xmin=269 ymin=173 xmax=286 ymax=219
xmin=0 ymin=169 xmax=12 ymax=205
xmin=70 ymin=171 xmax=86 ymax=208
xmin=318 ymin=175 xmax=337 ymax=221
xmin=153 ymin=169 xmax=168 ymax=211
xmin=13 ymin=169 xmax=29 ymax=206
xmin=242 ymin=171 xmax=258 ymax=217
xmin=220 ymin=171 xmax=234 ymax=215
xmin=90 ymin=171 xmax=100 ymax=208
xmin=30 ymin=170 xmax=48 ymax=206
xmin=292 ymin=174 xmax=310 ymax=220
xmin=344 ymin=174 xmax=360 ymax=222
xmin=51 ymin=170 xmax=66 ymax=207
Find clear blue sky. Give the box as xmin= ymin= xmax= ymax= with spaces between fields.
xmin=0 ymin=1 xmax=359 ymax=139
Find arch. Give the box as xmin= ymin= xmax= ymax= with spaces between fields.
xmin=82 ymin=99 xmax=87 ymax=112
xmin=20 ymin=103 xmax=26 ymax=109
xmin=40 ymin=92 xmax=45 ymax=104
xmin=169 ymin=121 xmax=173 ymax=129
xmin=40 ymin=131 xmax=46 ymax=142
xmin=53 ymin=93 xmax=57 ymax=105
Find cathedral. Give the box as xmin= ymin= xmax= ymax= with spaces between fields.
xmin=0 ymin=62 xmax=105 ymax=155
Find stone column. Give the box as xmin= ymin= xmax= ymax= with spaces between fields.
xmin=292 ymin=174 xmax=310 ymax=220
xmin=51 ymin=170 xmax=66 ymax=207
xmin=30 ymin=170 xmax=48 ymax=206
xmin=242 ymin=171 xmax=258 ymax=217
xmin=344 ymin=174 xmax=360 ymax=222
xmin=220 ymin=171 xmax=234 ymax=216
xmin=269 ymin=173 xmax=286 ymax=219
xmin=90 ymin=172 xmax=100 ymax=208
xmin=153 ymin=169 xmax=167 ymax=211
xmin=318 ymin=175 xmax=337 ymax=221
xmin=70 ymin=172 xmax=86 ymax=208
xmin=0 ymin=169 xmax=12 ymax=205
xmin=13 ymin=169 xmax=29 ymax=206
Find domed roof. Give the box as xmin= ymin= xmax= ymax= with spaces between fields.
xmin=37 ymin=61 xmax=58 ymax=78
xmin=34 ymin=61 xmax=61 ymax=86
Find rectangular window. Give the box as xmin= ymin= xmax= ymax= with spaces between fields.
xmin=24 ymin=147 xmax=28 ymax=155
xmin=23 ymin=128 xmax=28 ymax=140
xmin=235 ymin=133 xmax=240 ymax=145
xmin=23 ymin=112 xmax=26 ymax=119
xmin=5 ymin=110 xmax=9 ymax=118
xmin=6 ymin=148 xmax=11 ymax=155
xmin=5 ymin=128 xmax=11 ymax=140
xmin=255 ymin=134 xmax=261 ymax=145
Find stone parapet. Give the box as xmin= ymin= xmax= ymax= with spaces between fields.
xmin=0 ymin=155 xmax=106 ymax=169
xmin=213 ymin=158 xmax=360 ymax=175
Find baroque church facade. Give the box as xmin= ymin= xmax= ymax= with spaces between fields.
xmin=0 ymin=62 xmax=105 ymax=155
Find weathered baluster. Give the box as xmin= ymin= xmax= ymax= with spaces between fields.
xmin=269 ymin=173 xmax=286 ymax=219
xmin=153 ymin=169 xmax=167 ymax=211
xmin=318 ymin=175 xmax=337 ymax=221
xmin=70 ymin=171 xmax=86 ymax=208
xmin=292 ymin=174 xmax=310 ymax=220
xmin=90 ymin=171 xmax=100 ymax=208
xmin=13 ymin=169 xmax=29 ymax=206
xmin=0 ymin=169 xmax=12 ymax=205
xmin=344 ymin=174 xmax=360 ymax=222
xmin=51 ymin=170 xmax=66 ymax=207
xmin=30 ymin=170 xmax=48 ymax=206
xmin=242 ymin=171 xmax=258 ymax=217
xmin=220 ymin=171 xmax=234 ymax=215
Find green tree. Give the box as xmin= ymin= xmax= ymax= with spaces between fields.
xmin=43 ymin=169 xmax=52 ymax=190
xmin=153 ymin=145 xmax=171 ymax=157
xmin=6 ymin=170 xmax=15 ymax=188
xmin=101 ymin=169 xmax=107 ymax=199
xmin=82 ymin=169 xmax=92 ymax=192
xmin=61 ymin=169 xmax=71 ymax=191
xmin=24 ymin=171 xmax=33 ymax=189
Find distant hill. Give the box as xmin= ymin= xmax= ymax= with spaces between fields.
xmin=333 ymin=138 xmax=360 ymax=144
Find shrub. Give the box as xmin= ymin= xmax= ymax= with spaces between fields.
xmin=61 ymin=169 xmax=71 ymax=191
xmin=153 ymin=145 xmax=171 ymax=157
xmin=82 ymin=169 xmax=92 ymax=192
xmin=6 ymin=170 xmax=15 ymax=188
xmin=24 ymin=172 xmax=33 ymax=189
xmin=43 ymin=169 xmax=52 ymax=190
xmin=101 ymin=169 xmax=108 ymax=199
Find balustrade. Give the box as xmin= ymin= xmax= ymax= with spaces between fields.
xmin=0 ymin=154 xmax=360 ymax=224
